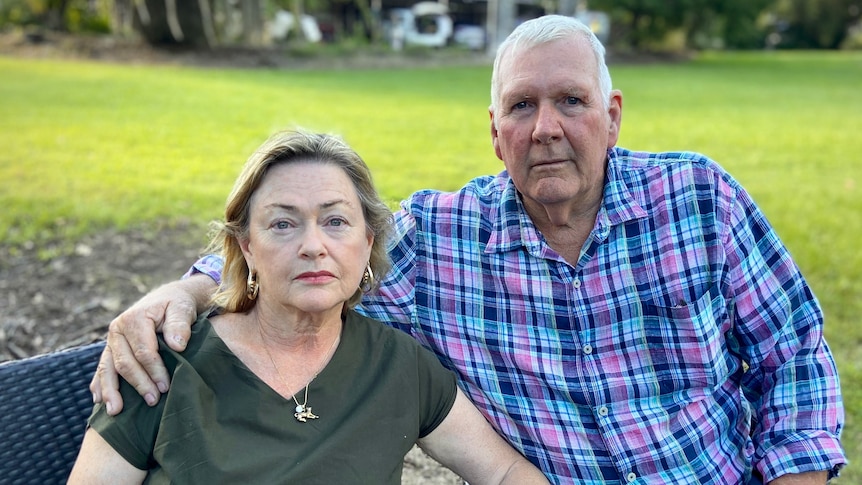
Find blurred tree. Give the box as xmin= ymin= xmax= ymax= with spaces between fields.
xmin=768 ymin=0 xmax=862 ymax=48
xmin=590 ymin=0 xmax=861 ymax=50
xmin=132 ymin=0 xmax=215 ymax=47
xmin=684 ymin=0 xmax=772 ymax=49
xmin=240 ymin=0 xmax=265 ymax=44
xmin=44 ymin=0 xmax=70 ymax=30
xmin=590 ymin=0 xmax=707 ymax=50
xmin=717 ymin=0 xmax=772 ymax=48
xmin=0 ymin=0 xmax=113 ymax=33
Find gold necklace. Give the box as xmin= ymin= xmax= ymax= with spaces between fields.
xmin=258 ymin=324 xmax=339 ymax=423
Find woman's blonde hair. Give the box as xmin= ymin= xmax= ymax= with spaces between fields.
xmin=208 ymin=129 xmax=392 ymax=313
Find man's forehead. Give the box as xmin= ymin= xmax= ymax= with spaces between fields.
xmin=498 ymin=41 xmax=596 ymax=89
xmin=499 ymin=65 xmax=593 ymax=98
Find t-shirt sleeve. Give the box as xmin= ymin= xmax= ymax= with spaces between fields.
xmin=414 ymin=341 xmax=458 ymax=438
xmin=87 ymin=378 xmax=165 ymax=470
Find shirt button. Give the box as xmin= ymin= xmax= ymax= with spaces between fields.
xmin=598 ymin=406 xmax=608 ymax=416
xmin=626 ymin=472 xmax=637 ymax=482
xmin=582 ymin=344 xmax=593 ymax=355
xmin=573 ymin=278 xmax=582 ymax=289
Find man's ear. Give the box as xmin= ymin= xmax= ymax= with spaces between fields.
xmin=490 ymin=109 xmax=503 ymax=161
xmin=606 ymin=90 xmax=623 ymax=148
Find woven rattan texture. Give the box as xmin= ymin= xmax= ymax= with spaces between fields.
xmin=0 ymin=342 xmax=104 ymax=485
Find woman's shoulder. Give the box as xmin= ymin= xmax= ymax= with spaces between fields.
xmin=155 ymin=313 xmax=228 ymax=368
xmin=344 ymin=310 xmax=428 ymax=355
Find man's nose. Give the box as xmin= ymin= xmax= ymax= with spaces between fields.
xmin=532 ymin=103 xmax=564 ymax=144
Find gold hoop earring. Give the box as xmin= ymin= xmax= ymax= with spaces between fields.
xmin=246 ymin=269 xmax=259 ymax=300
xmin=360 ymin=264 xmax=374 ymax=292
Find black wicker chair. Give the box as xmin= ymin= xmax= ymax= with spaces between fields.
xmin=0 ymin=342 xmax=104 ymax=485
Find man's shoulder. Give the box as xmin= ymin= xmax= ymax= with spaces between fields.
xmin=612 ymin=146 xmax=719 ymax=171
xmin=610 ymin=146 xmax=739 ymax=189
xmin=405 ymin=173 xmax=504 ymax=205
xmin=605 ymin=147 xmax=747 ymax=223
xmin=397 ymin=173 xmax=508 ymax=224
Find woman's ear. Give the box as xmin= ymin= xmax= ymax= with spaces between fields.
xmin=239 ymin=237 xmax=254 ymax=269
xmin=365 ymin=231 xmax=375 ymax=262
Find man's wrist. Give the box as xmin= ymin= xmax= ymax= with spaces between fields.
xmin=175 ymin=273 xmax=218 ymax=314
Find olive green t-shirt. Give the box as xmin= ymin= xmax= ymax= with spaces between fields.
xmin=89 ymin=310 xmax=457 ymax=484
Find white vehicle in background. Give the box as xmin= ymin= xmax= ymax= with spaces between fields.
xmin=389 ymin=2 xmax=454 ymax=49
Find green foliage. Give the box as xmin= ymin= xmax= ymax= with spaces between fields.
xmin=707 ymin=0 xmax=773 ymax=48
xmin=64 ymin=3 xmax=112 ymax=34
xmin=1 ymin=52 xmax=860 ymax=481
xmin=591 ymin=0 xmax=699 ymax=50
xmin=0 ymin=0 xmax=39 ymax=27
xmin=767 ymin=0 xmax=862 ymax=48
xmin=589 ymin=0 xmax=861 ymax=50
xmin=0 ymin=0 xmax=112 ymax=33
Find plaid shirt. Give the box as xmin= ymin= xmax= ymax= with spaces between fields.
xmin=191 ymin=147 xmax=845 ymax=483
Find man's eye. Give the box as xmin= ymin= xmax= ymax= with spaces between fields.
xmin=512 ymin=101 xmax=528 ymax=110
xmin=566 ymin=96 xmax=581 ymax=105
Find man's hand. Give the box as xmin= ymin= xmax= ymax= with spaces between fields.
xmin=89 ymin=274 xmax=217 ymax=415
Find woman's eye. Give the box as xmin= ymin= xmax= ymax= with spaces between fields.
xmin=273 ymin=220 xmax=292 ymax=230
xmin=328 ymin=218 xmax=346 ymax=227
xmin=565 ymin=96 xmax=581 ymax=105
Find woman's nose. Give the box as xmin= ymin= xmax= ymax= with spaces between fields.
xmin=298 ymin=226 xmax=326 ymax=258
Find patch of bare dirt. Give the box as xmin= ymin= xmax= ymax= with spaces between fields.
xmin=0 ymin=225 xmax=203 ymax=360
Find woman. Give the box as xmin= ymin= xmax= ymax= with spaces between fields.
xmin=68 ymin=130 xmax=548 ymax=484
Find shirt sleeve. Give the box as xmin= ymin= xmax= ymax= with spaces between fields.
xmin=182 ymin=253 xmax=225 ymax=284
xmin=414 ymin=338 xmax=458 ymax=438
xmin=723 ymin=183 xmax=846 ymax=480
xmin=88 ymin=375 xmax=166 ymax=470
xmin=357 ymin=206 xmax=418 ymax=334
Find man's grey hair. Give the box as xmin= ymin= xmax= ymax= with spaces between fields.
xmin=490 ymin=15 xmax=613 ymax=122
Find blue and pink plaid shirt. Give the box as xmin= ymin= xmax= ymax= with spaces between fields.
xmin=191 ymin=147 xmax=845 ymax=483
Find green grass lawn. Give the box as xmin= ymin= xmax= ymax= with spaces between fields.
xmin=1 ymin=50 xmax=859 ymax=479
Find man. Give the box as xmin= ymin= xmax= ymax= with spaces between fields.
xmin=92 ymin=15 xmax=845 ymax=484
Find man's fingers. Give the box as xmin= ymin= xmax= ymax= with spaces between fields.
xmin=108 ymin=313 xmax=166 ymax=405
xmin=90 ymin=345 xmax=127 ymax=415
xmin=161 ymin=301 xmax=195 ymax=353
xmin=92 ymin=277 xmax=207 ymax=413
xmin=90 ymin=347 xmax=113 ymax=405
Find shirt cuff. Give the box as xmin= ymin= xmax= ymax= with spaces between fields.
xmin=757 ymin=430 xmax=847 ymax=482
xmin=182 ymin=254 xmax=224 ymax=286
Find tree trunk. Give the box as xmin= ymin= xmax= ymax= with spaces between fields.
xmin=291 ymin=0 xmax=306 ymax=41
xmin=45 ymin=0 xmax=70 ymax=31
xmin=354 ymin=0 xmax=379 ymax=42
xmin=134 ymin=0 xmax=213 ymax=48
xmin=240 ymin=0 xmax=265 ymax=46
xmin=112 ymin=0 xmax=135 ymax=36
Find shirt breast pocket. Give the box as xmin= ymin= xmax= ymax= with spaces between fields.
xmin=639 ymin=283 xmax=729 ymax=396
